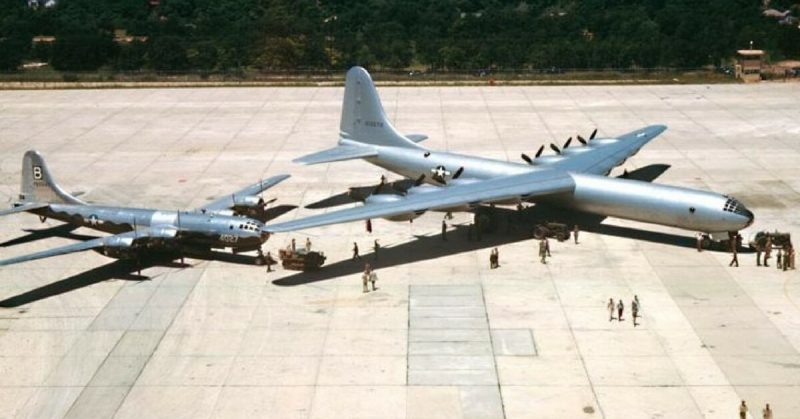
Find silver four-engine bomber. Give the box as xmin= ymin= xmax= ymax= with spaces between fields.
xmin=0 ymin=151 xmax=291 ymax=267
xmin=267 ymin=66 xmax=754 ymax=236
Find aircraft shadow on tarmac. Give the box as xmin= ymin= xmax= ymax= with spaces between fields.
xmin=0 ymin=248 xmax=259 ymax=308
xmin=274 ymin=164 xmax=751 ymax=287
xmin=0 ymin=224 xmax=96 ymax=248
xmin=272 ymin=204 xmax=734 ymax=287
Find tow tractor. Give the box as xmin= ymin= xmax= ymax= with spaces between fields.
xmin=533 ymin=222 xmax=571 ymax=242
xmin=278 ymin=248 xmax=327 ymax=271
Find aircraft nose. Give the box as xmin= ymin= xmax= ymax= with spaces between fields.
xmin=743 ymin=208 xmax=755 ymax=228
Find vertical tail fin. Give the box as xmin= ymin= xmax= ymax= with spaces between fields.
xmin=20 ymin=150 xmax=85 ymax=205
xmin=339 ymin=67 xmax=422 ymax=149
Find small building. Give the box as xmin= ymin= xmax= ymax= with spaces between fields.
xmin=735 ymin=49 xmax=765 ymax=83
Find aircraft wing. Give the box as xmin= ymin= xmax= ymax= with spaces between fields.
xmin=0 ymin=202 xmax=49 ymax=217
xmin=0 ymin=229 xmax=167 ymax=267
xmin=550 ymin=125 xmax=667 ymax=175
xmin=200 ymin=174 xmax=290 ymax=212
xmin=267 ymin=169 xmax=575 ymax=232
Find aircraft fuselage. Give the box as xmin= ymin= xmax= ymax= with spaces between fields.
xmin=32 ymin=204 xmax=267 ymax=252
xmin=364 ymin=146 xmax=753 ymax=233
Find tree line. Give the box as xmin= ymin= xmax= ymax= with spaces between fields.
xmin=1 ymin=0 xmax=799 ymax=73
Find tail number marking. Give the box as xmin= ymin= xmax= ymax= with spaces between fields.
xmin=220 ymin=234 xmax=239 ymax=243
xmin=32 ymin=166 xmax=43 ymax=180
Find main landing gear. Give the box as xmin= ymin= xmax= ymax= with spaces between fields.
xmin=255 ymin=248 xmax=266 ymax=266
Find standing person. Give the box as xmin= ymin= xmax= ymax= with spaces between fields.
xmin=305 ymin=237 xmax=312 ymax=252
xmin=369 ymin=268 xmax=378 ymax=291
xmin=787 ymin=244 xmax=795 ymax=270
xmin=776 ymin=248 xmax=783 ymax=270
xmin=634 ymin=295 xmax=641 ymax=314
xmin=493 ymin=247 xmax=500 ymax=268
xmin=489 ymin=249 xmax=496 ymax=269
xmin=265 ymin=251 xmax=275 ymax=273
xmin=607 ymin=298 xmax=615 ymax=321
xmin=764 ymin=235 xmax=773 ymax=267
xmin=573 ymin=224 xmax=580 ymax=244
xmin=380 ymin=174 xmax=386 ymax=185
xmin=739 ymin=400 xmax=748 ymax=419
xmin=545 ymin=237 xmax=551 ymax=257
xmin=362 ymin=263 xmax=371 ymax=293
xmin=352 ymin=242 xmax=361 ymax=260
xmin=366 ymin=219 xmax=372 ymax=234
xmin=756 ymin=242 xmax=763 ymax=266
xmin=441 ymin=220 xmax=448 ymax=241
xmin=373 ymin=239 xmax=380 ymax=261
xmin=291 ymin=238 xmax=296 ymax=252
xmin=631 ymin=297 xmax=639 ymax=327
xmin=696 ymin=232 xmax=703 ymax=252
xmin=617 ymin=299 xmax=624 ymax=321
xmin=539 ymin=239 xmax=547 ymax=264
xmin=762 ymin=403 xmax=772 ymax=419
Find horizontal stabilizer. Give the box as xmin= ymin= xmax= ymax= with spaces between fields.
xmin=293 ymin=144 xmax=378 ymax=165
xmin=0 ymin=202 xmax=49 ymax=217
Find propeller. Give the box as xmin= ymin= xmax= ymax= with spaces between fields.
xmin=577 ymin=135 xmax=587 ymax=145
xmin=452 ymin=166 xmax=464 ymax=179
xmin=549 ymin=143 xmax=561 ymax=154
xmin=563 ymin=137 xmax=572 ymax=149
xmin=535 ymin=145 xmax=545 ymax=158
xmin=522 ymin=145 xmax=547 ymax=165
xmin=590 ymin=128 xmax=598 ymax=139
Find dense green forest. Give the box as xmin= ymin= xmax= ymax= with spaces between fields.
xmin=1 ymin=0 xmax=799 ymax=72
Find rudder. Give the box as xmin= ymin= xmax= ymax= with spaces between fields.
xmin=20 ymin=150 xmax=84 ymax=205
xmin=339 ymin=67 xmax=422 ymax=149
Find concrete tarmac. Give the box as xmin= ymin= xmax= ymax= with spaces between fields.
xmin=0 ymin=83 xmax=799 ymax=418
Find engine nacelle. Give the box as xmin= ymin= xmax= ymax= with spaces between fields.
xmin=364 ymin=194 xmax=424 ymax=222
xmin=233 ymin=195 xmax=264 ymax=208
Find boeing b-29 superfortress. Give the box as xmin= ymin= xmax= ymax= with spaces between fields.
xmin=0 ymin=151 xmax=292 ymax=268
xmin=267 ymin=66 xmax=754 ymax=236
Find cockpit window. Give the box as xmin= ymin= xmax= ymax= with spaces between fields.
xmin=723 ymin=197 xmax=749 ymax=216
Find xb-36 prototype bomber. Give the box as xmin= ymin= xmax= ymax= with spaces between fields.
xmin=267 ymin=67 xmax=754 ymax=239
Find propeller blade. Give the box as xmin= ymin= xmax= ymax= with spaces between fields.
xmin=590 ymin=128 xmax=597 ymax=140
xmin=452 ymin=166 xmax=464 ymax=179
xmin=414 ymin=174 xmax=426 ymax=187
xmin=535 ymin=145 xmax=545 ymax=158
xmin=549 ymin=143 xmax=561 ymax=154
xmin=264 ymin=197 xmax=277 ymax=205
xmin=521 ymin=153 xmax=533 ymax=164
xmin=577 ymin=135 xmax=587 ymax=145
xmin=563 ymin=137 xmax=572 ymax=149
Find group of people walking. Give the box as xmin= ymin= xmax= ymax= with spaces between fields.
xmin=607 ymin=296 xmax=641 ymax=326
